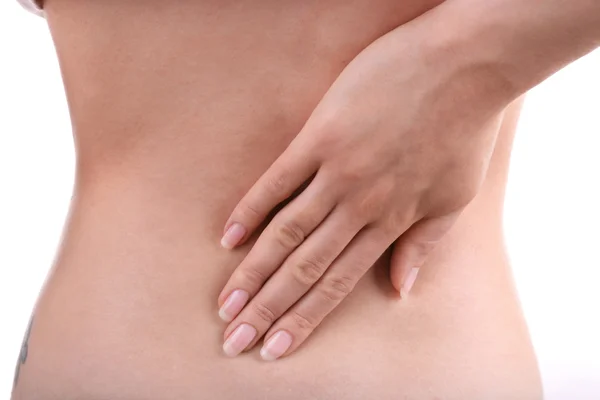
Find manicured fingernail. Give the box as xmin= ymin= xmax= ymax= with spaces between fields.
xmin=400 ymin=267 xmax=420 ymax=299
xmin=221 ymin=223 xmax=246 ymax=249
xmin=223 ymin=324 xmax=256 ymax=358
xmin=219 ymin=290 xmax=249 ymax=322
xmin=260 ymin=330 xmax=293 ymax=361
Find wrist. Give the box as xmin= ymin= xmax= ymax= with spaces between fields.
xmin=420 ymin=0 xmax=600 ymax=106
xmin=419 ymin=5 xmax=522 ymax=112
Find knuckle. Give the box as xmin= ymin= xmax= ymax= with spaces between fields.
xmin=377 ymin=218 xmax=399 ymax=239
xmin=319 ymin=275 xmax=355 ymax=302
xmin=290 ymin=256 xmax=329 ymax=287
xmin=341 ymin=203 xmax=366 ymax=228
xmin=356 ymin=201 xmax=377 ymax=220
xmin=265 ymin=171 xmax=289 ymax=196
xmin=338 ymin=167 xmax=363 ymax=184
xmin=238 ymin=201 xmax=262 ymax=220
xmin=311 ymin=113 xmax=343 ymax=145
xmin=240 ymin=266 xmax=269 ymax=288
xmin=251 ymin=301 xmax=278 ymax=324
xmin=274 ymin=219 xmax=306 ymax=249
xmin=350 ymin=191 xmax=386 ymax=222
xmin=290 ymin=310 xmax=316 ymax=331
xmin=381 ymin=209 xmax=416 ymax=237
xmin=379 ymin=217 xmax=404 ymax=238
xmin=413 ymin=238 xmax=437 ymax=255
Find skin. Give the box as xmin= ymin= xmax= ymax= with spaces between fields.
xmin=219 ymin=0 xmax=600 ymax=360
xmin=12 ymin=0 xmax=545 ymax=399
xmin=12 ymin=316 xmax=34 ymax=389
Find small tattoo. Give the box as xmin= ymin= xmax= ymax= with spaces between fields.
xmin=13 ymin=315 xmax=34 ymax=388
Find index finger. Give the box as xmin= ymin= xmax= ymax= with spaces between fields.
xmin=221 ymin=138 xmax=320 ymax=249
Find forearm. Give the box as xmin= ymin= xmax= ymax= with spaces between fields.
xmin=430 ymin=0 xmax=600 ymax=99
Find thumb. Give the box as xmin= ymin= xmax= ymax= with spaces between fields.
xmin=389 ymin=210 xmax=462 ymax=298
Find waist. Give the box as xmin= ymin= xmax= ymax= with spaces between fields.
xmin=17 ymin=1 xmax=542 ymax=398
xmin=19 ymin=172 xmax=541 ymax=399
xmin=29 ymin=37 xmax=536 ymax=400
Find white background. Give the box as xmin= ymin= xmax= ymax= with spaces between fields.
xmin=1 ymin=1 xmax=599 ymax=399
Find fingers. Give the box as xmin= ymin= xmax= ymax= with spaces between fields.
xmin=389 ymin=210 xmax=462 ymax=297
xmin=258 ymin=225 xmax=393 ymax=360
xmin=221 ymin=206 xmax=363 ymax=356
xmin=221 ymin=139 xmax=321 ymax=249
xmin=217 ymin=171 xmax=339 ymax=311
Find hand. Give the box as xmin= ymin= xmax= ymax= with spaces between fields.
xmin=217 ymin=19 xmax=515 ymax=360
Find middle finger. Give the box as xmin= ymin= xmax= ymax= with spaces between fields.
xmin=218 ymin=171 xmax=337 ymax=319
xmin=222 ymin=206 xmax=364 ymax=357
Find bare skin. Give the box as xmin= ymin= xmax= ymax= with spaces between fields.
xmin=219 ymin=0 xmax=600 ymax=360
xmin=12 ymin=0 xmax=541 ymax=399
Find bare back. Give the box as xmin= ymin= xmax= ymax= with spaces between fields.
xmin=12 ymin=1 xmax=542 ymax=399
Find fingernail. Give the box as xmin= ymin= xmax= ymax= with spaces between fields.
xmin=221 ymin=223 xmax=246 ymax=249
xmin=218 ymin=290 xmax=249 ymax=322
xmin=400 ymin=267 xmax=420 ymax=299
xmin=223 ymin=324 xmax=257 ymax=358
xmin=260 ymin=330 xmax=293 ymax=361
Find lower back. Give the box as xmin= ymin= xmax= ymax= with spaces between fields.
xmin=14 ymin=192 xmax=542 ymax=399
xmin=13 ymin=1 xmax=541 ymax=399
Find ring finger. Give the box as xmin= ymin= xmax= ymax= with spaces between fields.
xmin=259 ymin=224 xmax=395 ymax=360
xmin=221 ymin=206 xmax=365 ymax=356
